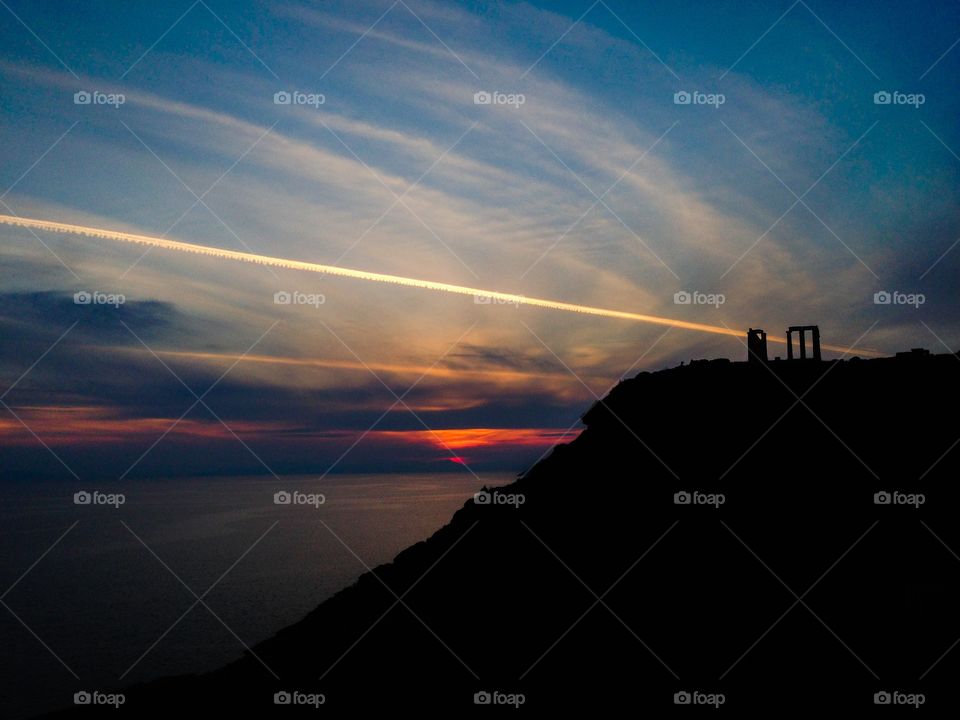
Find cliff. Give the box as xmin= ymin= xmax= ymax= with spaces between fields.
xmin=47 ymin=350 xmax=960 ymax=713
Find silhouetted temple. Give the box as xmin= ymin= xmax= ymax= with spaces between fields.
xmin=746 ymin=325 xmax=822 ymax=362
xmin=786 ymin=325 xmax=821 ymax=360
xmin=747 ymin=328 xmax=767 ymax=363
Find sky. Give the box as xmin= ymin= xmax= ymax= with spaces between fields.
xmin=1 ymin=0 xmax=958 ymax=480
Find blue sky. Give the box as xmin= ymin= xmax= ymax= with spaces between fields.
xmin=1 ymin=0 xmax=958 ymax=479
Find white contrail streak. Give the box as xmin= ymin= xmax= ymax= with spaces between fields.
xmin=0 ymin=213 xmax=876 ymax=355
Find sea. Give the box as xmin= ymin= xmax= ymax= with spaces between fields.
xmin=0 ymin=472 xmax=512 ymax=718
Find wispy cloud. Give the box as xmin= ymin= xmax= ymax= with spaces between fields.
xmin=1 ymin=0 xmax=957 ymax=475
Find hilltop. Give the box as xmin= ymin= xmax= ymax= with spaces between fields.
xmin=45 ymin=348 xmax=960 ymax=713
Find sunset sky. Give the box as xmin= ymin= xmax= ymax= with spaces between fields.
xmin=1 ymin=0 xmax=958 ymax=479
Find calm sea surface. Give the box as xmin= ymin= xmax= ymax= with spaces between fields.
xmin=0 ymin=472 xmax=512 ymax=718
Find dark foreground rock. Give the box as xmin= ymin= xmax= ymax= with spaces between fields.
xmin=45 ymin=351 xmax=960 ymax=714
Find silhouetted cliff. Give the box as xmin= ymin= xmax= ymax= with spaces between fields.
xmin=47 ymin=350 xmax=960 ymax=714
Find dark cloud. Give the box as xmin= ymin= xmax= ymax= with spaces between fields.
xmin=0 ymin=290 xmax=173 ymax=344
xmin=446 ymin=344 xmax=558 ymax=373
xmin=0 ymin=292 xmax=581 ymax=480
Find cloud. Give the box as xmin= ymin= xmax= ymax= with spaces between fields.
xmin=2 ymin=0 xmax=958 ymax=478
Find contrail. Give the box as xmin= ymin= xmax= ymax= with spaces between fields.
xmin=0 ymin=213 xmax=877 ymax=355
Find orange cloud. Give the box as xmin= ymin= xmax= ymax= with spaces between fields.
xmin=0 ymin=406 xmax=284 ymax=446
xmin=0 ymin=406 xmax=576 ymax=461
xmin=112 ymin=347 xmax=602 ymax=388
xmin=372 ymin=428 xmax=575 ymax=450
